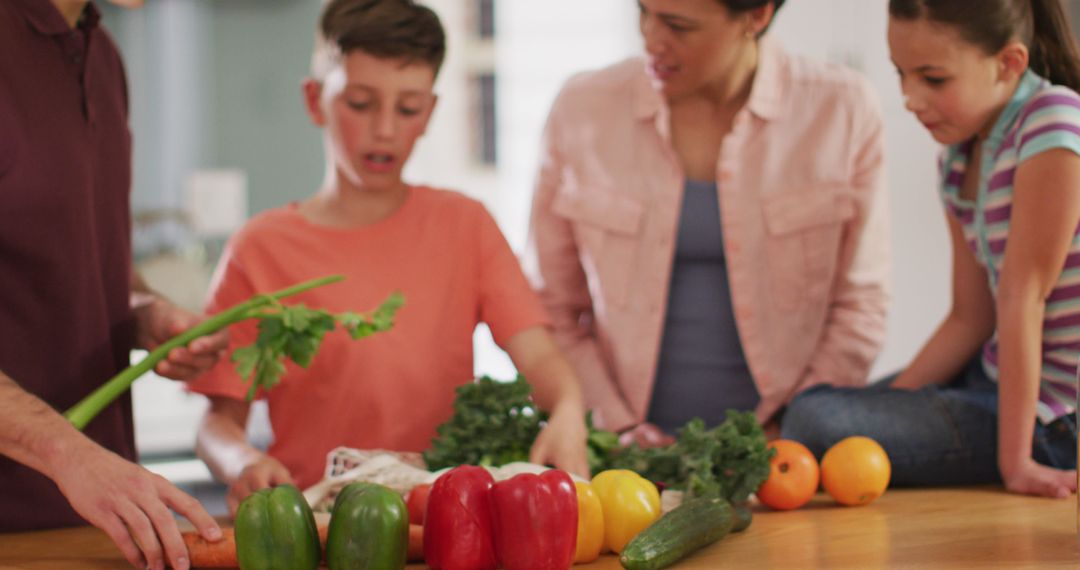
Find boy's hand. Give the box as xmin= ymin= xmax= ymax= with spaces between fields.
xmin=1000 ymin=457 xmax=1076 ymax=498
xmin=530 ymin=400 xmax=590 ymax=478
xmin=133 ymin=294 xmax=229 ymax=381
xmin=52 ymin=439 xmax=222 ymax=570
xmin=227 ymin=454 xmax=295 ymax=518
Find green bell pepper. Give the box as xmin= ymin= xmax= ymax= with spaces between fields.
xmin=326 ymin=482 xmax=410 ymax=570
xmin=234 ymin=484 xmax=320 ymax=570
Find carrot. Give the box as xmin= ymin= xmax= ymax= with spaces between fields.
xmin=183 ymin=522 xmax=425 ymax=568
xmin=408 ymin=523 xmax=424 ymax=562
xmin=182 ymin=527 xmax=236 ymax=569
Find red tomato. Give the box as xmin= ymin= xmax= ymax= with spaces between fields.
xmin=756 ymin=439 xmax=820 ymax=511
xmin=406 ymin=483 xmax=432 ymax=525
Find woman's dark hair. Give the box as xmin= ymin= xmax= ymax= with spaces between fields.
xmin=719 ymin=0 xmax=786 ymax=34
xmin=721 ymin=0 xmax=786 ymax=10
xmin=889 ymin=0 xmax=1080 ymax=91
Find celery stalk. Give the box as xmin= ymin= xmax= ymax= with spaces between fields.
xmin=64 ymin=275 xmax=345 ymax=430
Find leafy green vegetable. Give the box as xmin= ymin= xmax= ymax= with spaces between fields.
xmin=586 ymin=411 xmax=621 ymax=474
xmin=605 ymin=412 xmax=774 ymax=503
xmin=232 ymin=293 xmax=404 ymax=400
xmin=64 ymin=275 xmax=403 ymax=430
xmin=423 ymin=375 xmax=548 ymax=470
xmin=422 ymin=376 xmax=771 ymax=503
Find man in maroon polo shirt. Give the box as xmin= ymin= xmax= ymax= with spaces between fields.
xmin=1 ymin=1 xmax=229 ymax=569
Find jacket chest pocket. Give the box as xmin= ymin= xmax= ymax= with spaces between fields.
xmin=552 ymin=183 xmax=645 ymax=308
xmin=762 ymin=188 xmax=856 ymax=309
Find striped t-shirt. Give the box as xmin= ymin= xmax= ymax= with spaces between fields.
xmin=939 ymin=70 xmax=1080 ymax=423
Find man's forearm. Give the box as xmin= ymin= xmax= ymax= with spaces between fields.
xmin=130 ymin=270 xmax=159 ymax=310
xmin=0 ymin=371 xmax=92 ymax=480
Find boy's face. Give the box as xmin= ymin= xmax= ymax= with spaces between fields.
xmin=306 ymin=50 xmax=437 ymax=191
xmin=888 ymin=16 xmax=1024 ymax=145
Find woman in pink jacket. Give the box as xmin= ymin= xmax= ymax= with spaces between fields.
xmin=525 ymin=0 xmax=891 ymax=445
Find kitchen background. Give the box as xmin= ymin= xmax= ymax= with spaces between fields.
xmin=93 ymin=0 xmax=1080 ymax=515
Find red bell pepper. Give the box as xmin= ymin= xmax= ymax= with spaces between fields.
xmin=423 ymin=465 xmax=497 ymax=570
xmin=491 ymin=470 xmax=578 ymax=570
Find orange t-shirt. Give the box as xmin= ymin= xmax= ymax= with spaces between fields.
xmin=187 ymin=186 xmax=550 ymax=488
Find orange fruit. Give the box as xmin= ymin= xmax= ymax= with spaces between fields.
xmin=756 ymin=439 xmax=820 ymax=510
xmin=820 ymin=436 xmax=891 ymax=506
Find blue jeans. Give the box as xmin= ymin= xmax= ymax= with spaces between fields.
xmin=780 ymin=357 xmax=1077 ymax=485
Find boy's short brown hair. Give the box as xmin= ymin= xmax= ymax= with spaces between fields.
xmin=311 ymin=0 xmax=446 ymax=80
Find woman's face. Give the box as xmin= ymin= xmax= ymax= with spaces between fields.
xmin=888 ymin=16 xmax=1019 ymax=145
xmin=638 ymin=0 xmax=758 ymax=101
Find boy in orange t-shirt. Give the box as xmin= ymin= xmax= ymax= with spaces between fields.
xmin=188 ymin=0 xmax=589 ymax=515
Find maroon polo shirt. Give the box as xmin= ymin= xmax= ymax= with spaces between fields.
xmin=0 ymin=0 xmax=137 ymax=531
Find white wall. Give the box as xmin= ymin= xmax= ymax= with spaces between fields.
xmin=493 ymin=1 xmax=641 ymax=251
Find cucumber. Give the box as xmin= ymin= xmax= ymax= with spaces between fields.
xmin=732 ymin=504 xmax=753 ymax=533
xmin=619 ymin=497 xmax=734 ymax=570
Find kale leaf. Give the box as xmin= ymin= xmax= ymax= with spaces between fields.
xmin=605 ymin=412 xmax=774 ymax=503
xmin=423 ymin=375 xmax=549 ymax=470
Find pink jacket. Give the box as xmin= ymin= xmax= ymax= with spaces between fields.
xmin=524 ymin=40 xmax=891 ymax=431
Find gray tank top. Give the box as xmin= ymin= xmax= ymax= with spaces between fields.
xmin=646 ymin=179 xmax=760 ymax=434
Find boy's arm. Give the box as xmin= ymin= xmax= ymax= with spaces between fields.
xmin=0 ymin=371 xmax=222 ymax=570
xmin=503 ymin=326 xmax=590 ymax=477
xmin=196 ymin=396 xmax=293 ymax=517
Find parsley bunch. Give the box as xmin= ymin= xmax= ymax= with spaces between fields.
xmin=65 ymin=275 xmax=402 ymax=430
xmin=233 ymin=292 xmax=403 ymax=400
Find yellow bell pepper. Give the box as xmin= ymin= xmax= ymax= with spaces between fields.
xmin=590 ymin=469 xmax=661 ymax=553
xmin=573 ymin=481 xmax=605 ymax=564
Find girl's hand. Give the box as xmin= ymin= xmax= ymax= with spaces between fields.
xmin=226 ymin=454 xmax=295 ymax=517
xmin=529 ymin=400 xmax=590 ymax=478
xmin=618 ymin=422 xmax=676 ymax=449
xmin=1000 ymin=457 xmax=1077 ymax=498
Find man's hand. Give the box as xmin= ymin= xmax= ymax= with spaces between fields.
xmin=226 ymin=454 xmax=295 ymax=518
xmin=52 ymin=440 xmax=222 ymax=570
xmin=133 ymin=294 xmax=228 ymax=381
xmin=618 ymin=422 xmax=676 ymax=449
xmin=529 ymin=400 xmax=590 ymax=478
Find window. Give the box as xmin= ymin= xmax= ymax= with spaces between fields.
xmin=475 ymin=0 xmax=495 ymax=39
xmin=471 ymin=72 xmax=497 ymax=166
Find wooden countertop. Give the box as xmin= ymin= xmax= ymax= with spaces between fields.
xmin=1 ymin=487 xmax=1078 ymax=569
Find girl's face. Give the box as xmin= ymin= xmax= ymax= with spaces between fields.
xmin=888 ymin=16 xmax=1022 ymax=145
xmin=305 ymin=50 xmax=437 ymax=192
xmin=637 ymin=0 xmax=761 ymax=102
